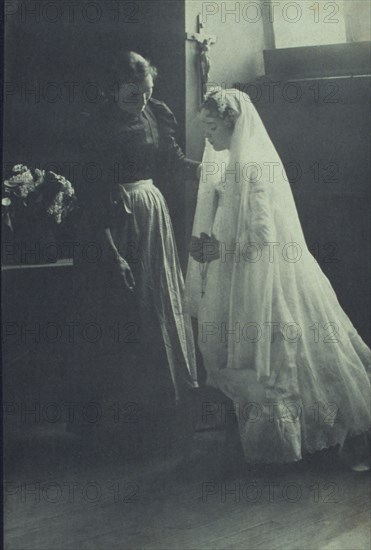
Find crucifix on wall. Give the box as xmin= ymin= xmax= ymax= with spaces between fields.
xmin=186 ymin=14 xmax=217 ymax=103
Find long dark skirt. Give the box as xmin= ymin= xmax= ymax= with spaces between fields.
xmin=71 ymin=180 xmax=197 ymax=431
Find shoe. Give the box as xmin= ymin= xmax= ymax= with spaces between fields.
xmin=351 ymin=460 xmax=370 ymax=472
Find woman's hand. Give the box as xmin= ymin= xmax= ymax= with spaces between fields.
xmin=114 ymin=255 xmax=136 ymax=292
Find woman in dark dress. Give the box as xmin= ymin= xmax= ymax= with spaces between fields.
xmin=73 ymin=52 xmax=199 ymax=446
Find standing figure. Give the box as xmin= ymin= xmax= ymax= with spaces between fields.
xmin=186 ymin=88 xmax=370 ymax=469
xmin=74 ymin=52 xmax=199 ymax=445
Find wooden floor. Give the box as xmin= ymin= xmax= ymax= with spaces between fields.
xmin=4 ymin=421 xmax=370 ymax=550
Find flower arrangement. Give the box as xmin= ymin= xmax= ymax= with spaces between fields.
xmin=2 ymin=164 xmax=77 ymax=230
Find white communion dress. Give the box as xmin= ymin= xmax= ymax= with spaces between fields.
xmin=186 ymin=90 xmax=370 ymax=464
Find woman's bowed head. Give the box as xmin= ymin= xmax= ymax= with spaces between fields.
xmin=199 ymin=90 xmax=240 ymax=151
xmin=111 ymin=51 xmax=158 ymax=115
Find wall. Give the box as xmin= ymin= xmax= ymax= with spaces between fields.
xmin=272 ymin=0 xmax=347 ymax=48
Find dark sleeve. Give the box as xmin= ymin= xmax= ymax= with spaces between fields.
xmin=152 ymin=99 xmax=200 ymax=180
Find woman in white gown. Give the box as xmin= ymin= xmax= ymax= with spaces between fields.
xmin=186 ymin=88 xmax=370 ymax=467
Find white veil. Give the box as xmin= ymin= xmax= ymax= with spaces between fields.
xmin=185 ymin=88 xmax=370 ymax=383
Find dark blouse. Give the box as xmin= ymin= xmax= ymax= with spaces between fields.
xmin=78 ymin=97 xmax=199 ymax=227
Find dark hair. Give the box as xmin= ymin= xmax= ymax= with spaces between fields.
xmin=111 ymin=51 xmax=158 ymax=85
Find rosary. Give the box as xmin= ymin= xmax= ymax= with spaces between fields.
xmin=199 ymin=262 xmax=208 ymax=298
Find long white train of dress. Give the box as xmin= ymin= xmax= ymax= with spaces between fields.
xmin=196 ymin=181 xmax=370 ymax=463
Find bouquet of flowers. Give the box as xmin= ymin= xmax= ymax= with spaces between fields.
xmin=2 ymin=164 xmax=77 ymax=231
